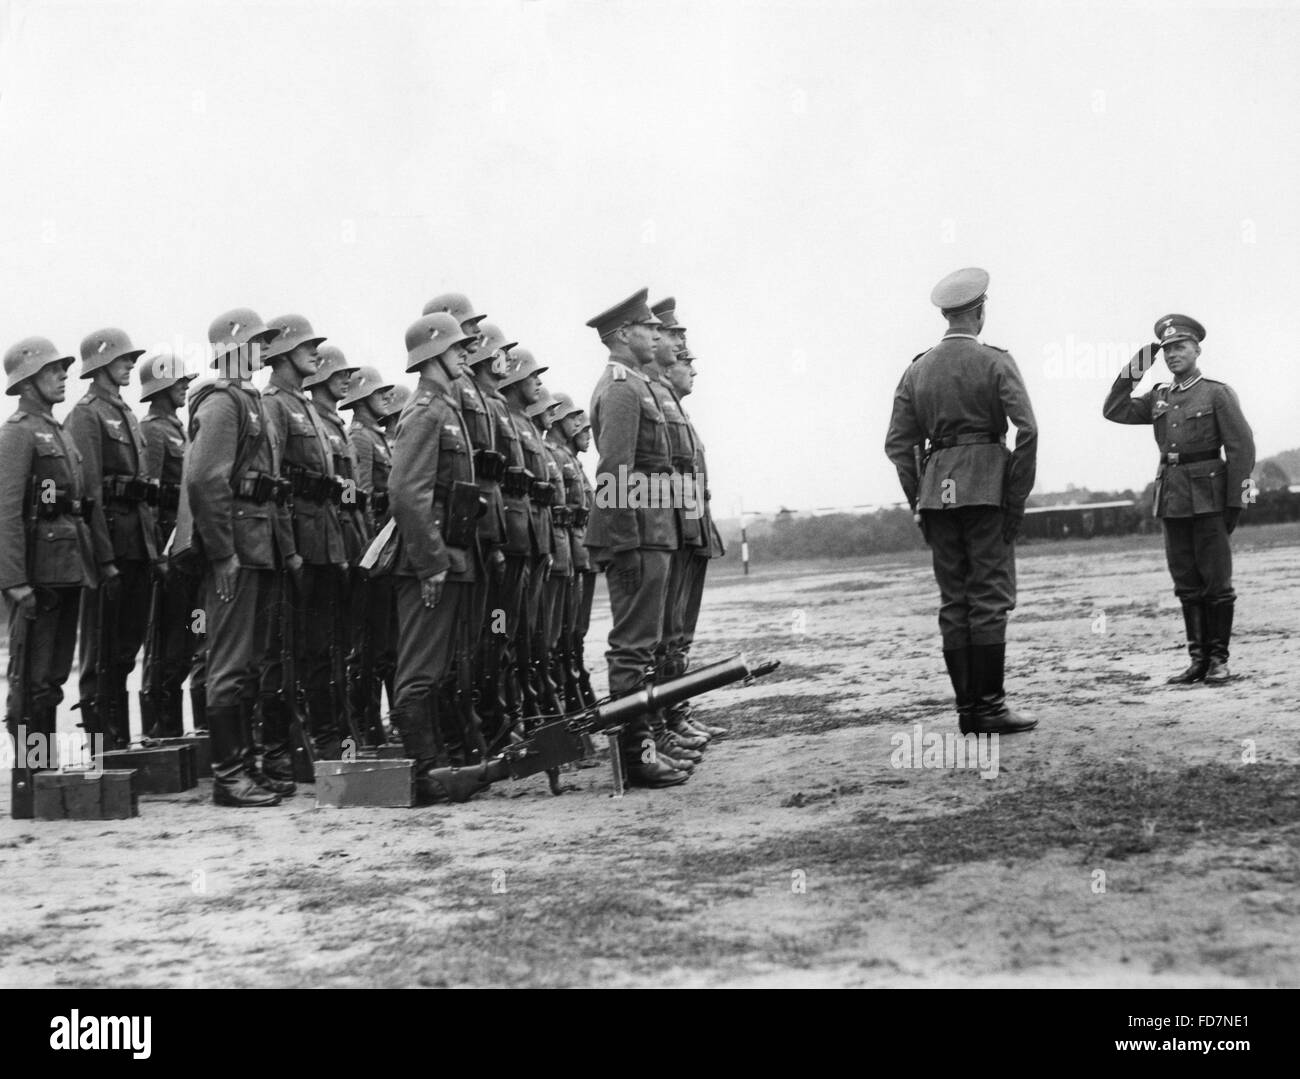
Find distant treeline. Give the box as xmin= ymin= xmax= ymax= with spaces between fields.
xmin=720 ymin=489 xmax=1300 ymax=563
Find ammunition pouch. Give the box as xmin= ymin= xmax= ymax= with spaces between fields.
xmin=502 ymin=467 xmax=532 ymax=499
xmin=529 ymin=481 xmax=556 ymax=507
xmin=473 ymin=449 xmax=507 ymax=483
xmin=158 ymin=482 xmax=181 ymax=512
xmin=572 ymin=507 xmax=590 ymax=529
xmin=285 ymin=465 xmax=335 ymax=504
xmin=372 ymin=490 xmax=390 ymax=518
xmin=444 ymin=480 xmax=484 ymax=548
xmin=354 ymin=489 xmax=368 ymax=514
xmin=31 ymin=487 xmax=86 ymax=519
xmin=552 ymin=506 xmax=573 ymax=528
xmin=103 ymin=475 xmax=156 ymax=504
xmin=234 ymin=472 xmax=280 ymax=505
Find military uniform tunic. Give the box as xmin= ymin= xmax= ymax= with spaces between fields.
xmin=0 ymin=403 xmax=94 ymax=727
xmin=1103 ymin=369 xmax=1255 ymax=602
xmin=585 ymin=359 xmax=675 ymax=711
xmin=885 ymin=334 xmax=1038 ymax=649
xmin=64 ymin=385 xmax=160 ymax=740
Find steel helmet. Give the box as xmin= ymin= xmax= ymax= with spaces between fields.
xmin=551 ymin=391 xmax=582 ymax=420
xmin=383 ymin=384 xmax=413 ymax=418
xmin=497 ymin=348 xmax=548 ymax=390
xmin=79 ymin=327 xmax=145 ymax=378
xmin=404 ymin=313 xmax=472 ymax=372
xmin=263 ymin=314 xmax=326 ymax=361
xmin=524 ymin=386 xmax=560 ymax=420
xmin=139 ymin=352 xmax=196 ymax=400
xmin=5 ymin=336 xmax=76 ymax=395
xmin=208 ymin=308 xmax=280 ymax=369
xmin=422 ymin=292 xmax=487 ymax=331
xmin=303 ymin=344 xmax=359 ymax=389
xmin=468 ymin=322 xmax=518 ymax=368
xmin=339 ymin=365 xmax=395 ymax=410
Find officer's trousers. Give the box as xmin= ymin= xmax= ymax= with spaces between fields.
xmin=1162 ymin=513 xmax=1234 ymax=602
xmin=604 ymin=549 xmax=672 ymax=702
xmin=203 ymin=567 xmax=273 ymax=711
xmin=923 ymin=506 xmax=1017 ymax=649
xmin=676 ymin=552 xmax=710 ymax=664
xmin=657 ymin=548 xmax=694 ymax=678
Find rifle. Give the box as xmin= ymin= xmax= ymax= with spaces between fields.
xmin=280 ymin=568 xmax=316 ymax=783
xmin=7 ymin=601 xmax=35 ymax=819
xmin=95 ymin=577 xmax=125 ymax=749
xmin=329 ymin=571 xmax=364 ymax=755
xmin=138 ymin=573 xmax=165 ymax=738
xmin=419 ymin=653 xmax=779 ymax=802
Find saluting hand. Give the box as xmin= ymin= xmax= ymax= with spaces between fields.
xmin=421 ymin=570 xmax=447 ymax=608
xmin=1125 ymin=342 xmax=1161 ymax=379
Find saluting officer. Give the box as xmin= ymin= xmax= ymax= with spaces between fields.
xmin=661 ymin=348 xmax=728 ymax=740
xmin=387 ymin=313 xmax=481 ymax=803
xmin=172 ymin=309 xmax=291 ymax=806
xmin=499 ymin=349 xmax=556 ymax=721
xmin=2 ymin=338 xmax=95 ymax=817
xmin=584 ymin=288 xmax=687 ymax=788
xmin=138 ymin=353 xmax=197 ymax=738
xmin=884 ymin=268 xmax=1039 ymax=735
xmin=1103 ymin=315 xmax=1255 ymax=684
xmin=65 ymin=328 xmax=158 ymax=749
xmin=259 ymin=315 xmax=346 ymax=762
xmin=340 ymin=365 xmax=395 ymax=745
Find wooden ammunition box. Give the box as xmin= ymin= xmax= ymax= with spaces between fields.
xmin=95 ymin=745 xmax=197 ymax=794
xmin=153 ymin=734 xmax=212 ymax=778
xmin=314 ymin=758 xmax=415 ymax=808
xmin=34 ymin=769 xmax=139 ymax=820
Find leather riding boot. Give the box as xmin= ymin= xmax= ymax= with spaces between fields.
xmin=209 ymin=704 xmax=280 ymax=807
xmin=259 ymin=694 xmax=296 ymax=781
xmin=1167 ymin=600 xmax=1208 ymax=684
xmin=189 ymin=685 xmax=208 ymax=731
xmin=434 ymin=683 xmax=466 ymax=767
xmin=1203 ymin=598 xmax=1235 ymax=684
xmin=393 ymin=699 xmax=451 ymax=805
xmin=943 ymin=646 xmax=977 ymax=734
xmin=115 ymin=690 xmax=133 ymax=748
xmin=241 ymin=697 xmax=295 ymax=796
xmin=970 ymin=643 xmax=1037 ymax=734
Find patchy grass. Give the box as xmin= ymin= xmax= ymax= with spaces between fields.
xmin=676 ymin=763 xmax=1300 ymax=888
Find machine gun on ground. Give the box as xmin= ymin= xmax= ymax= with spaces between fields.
xmin=418 ymin=653 xmax=779 ymax=803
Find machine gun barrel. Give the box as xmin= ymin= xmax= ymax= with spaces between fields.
xmin=417 ymin=653 xmax=779 ymax=802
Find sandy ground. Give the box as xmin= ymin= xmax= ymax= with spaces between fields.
xmin=2 ymin=523 xmax=1297 ymax=988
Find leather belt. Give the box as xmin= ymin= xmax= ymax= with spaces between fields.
xmin=1162 ymin=449 xmax=1221 ymax=466
xmin=927 ymin=432 xmax=1002 ymax=451
xmin=103 ymin=475 xmax=157 ymax=504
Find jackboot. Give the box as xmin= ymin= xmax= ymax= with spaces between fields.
xmin=258 ymin=694 xmax=296 ymax=782
xmin=1203 ymin=598 xmax=1235 ymax=685
xmin=1167 ymin=600 xmax=1208 ymax=684
xmin=393 ymin=699 xmax=451 ymax=806
xmin=189 ymin=685 xmax=208 ymax=732
xmin=115 ymin=690 xmax=133 ymax=748
xmin=943 ymin=646 xmax=977 ymax=734
xmin=209 ymin=704 xmax=280 ymax=807
xmin=242 ymin=697 xmax=295 ymax=796
xmin=970 ymin=643 xmax=1037 ymax=735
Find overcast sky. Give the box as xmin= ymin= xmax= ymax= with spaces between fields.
xmin=2 ymin=0 xmax=1296 ymax=519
